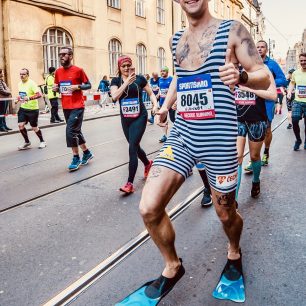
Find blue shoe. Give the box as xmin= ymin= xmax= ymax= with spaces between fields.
xmin=148 ymin=117 xmax=154 ymax=125
xmin=293 ymin=140 xmax=302 ymax=151
xmin=159 ymin=135 xmax=167 ymax=143
xmin=201 ymin=188 xmax=212 ymax=207
xmin=68 ymin=156 xmax=81 ymax=171
xmin=81 ymin=151 xmax=94 ymax=165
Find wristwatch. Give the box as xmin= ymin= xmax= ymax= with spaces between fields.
xmin=239 ymin=71 xmax=248 ymax=85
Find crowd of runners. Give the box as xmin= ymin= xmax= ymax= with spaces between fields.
xmin=0 ymin=0 xmax=305 ymax=304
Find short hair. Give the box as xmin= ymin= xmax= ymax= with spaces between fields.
xmin=299 ymin=52 xmax=306 ymax=58
xmin=49 ymin=67 xmax=56 ymax=73
xmin=257 ymin=40 xmax=268 ymax=48
xmin=60 ymin=46 xmax=73 ymax=55
xmin=21 ymin=68 xmax=29 ymax=75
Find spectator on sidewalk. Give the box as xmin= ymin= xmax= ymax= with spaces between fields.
xmin=98 ymin=75 xmax=110 ymax=94
xmin=45 ymin=67 xmax=64 ymax=123
xmin=0 ymin=68 xmax=12 ymax=132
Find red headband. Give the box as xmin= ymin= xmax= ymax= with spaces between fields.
xmin=118 ymin=56 xmax=132 ymax=68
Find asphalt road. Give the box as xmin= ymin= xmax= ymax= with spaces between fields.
xmin=0 ymin=114 xmax=305 ymax=306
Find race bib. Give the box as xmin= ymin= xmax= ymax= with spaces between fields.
xmin=160 ymin=88 xmax=168 ymax=98
xmin=177 ymin=74 xmax=215 ymax=120
xmin=121 ymin=98 xmax=140 ymax=118
xmin=19 ymin=91 xmax=27 ymax=99
xmin=60 ymin=81 xmax=72 ymax=96
xmin=235 ymin=89 xmax=256 ymax=105
xmin=151 ymin=84 xmax=159 ymax=92
xmin=296 ymin=85 xmax=306 ymax=98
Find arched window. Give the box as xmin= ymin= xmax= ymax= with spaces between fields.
xmin=42 ymin=28 xmax=72 ymax=74
xmin=109 ymin=39 xmax=122 ymax=77
xmin=136 ymin=44 xmax=147 ymax=75
xmin=157 ymin=47 xmax=166 ymax=70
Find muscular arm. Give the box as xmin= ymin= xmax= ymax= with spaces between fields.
xmin=230 ymin=21 xmax=270 ymax=90
xmin=239 ymin=69 xmax=277 ymax=101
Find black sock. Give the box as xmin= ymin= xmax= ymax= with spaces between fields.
xmin=199 ymin=169 xmax=211 ymax=193
xmin=35 ymin=129 xmax=44 ymax=142
xmin=20 ymin=128 xmax=30 ymax=143
xmin=74 ymin=154 xmax=80 ymax=159
xmin=83 ymin=149 xmax=90 ymax=155
xmin=264 ymin=148 xmax=269 ymax=155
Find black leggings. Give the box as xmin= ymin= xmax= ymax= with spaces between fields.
xmin=292 ymin=117 xmax=306 ymax=142
xmin=121 ymin=113 xmax=149 ymax=183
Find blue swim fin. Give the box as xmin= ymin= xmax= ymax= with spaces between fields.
xmin=115 ymin=281 xmax=160 ymax=306
xmin=212 ymin=273 xmax=245 ymax=303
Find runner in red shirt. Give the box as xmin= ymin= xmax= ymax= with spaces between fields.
xmin=54 ymin=47 xmax=93 ymax=171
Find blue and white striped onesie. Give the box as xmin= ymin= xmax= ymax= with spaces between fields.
xmin=154 ymin=20 xmax=238 ymax=193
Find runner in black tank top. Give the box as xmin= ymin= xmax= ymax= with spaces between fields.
xmin=235 ymin=68 xmax=277 ymax=200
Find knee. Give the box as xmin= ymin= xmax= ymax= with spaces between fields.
xmin=139 ymin=197 xmax=163 ymax=225
xmin=32 ymin=127 xmax=39 ymax=132
xmin=216 ymin=208 xmax=236 ymax=227
xmin=292 ymin=118 xmax=300 ymax=124
xmin=18 ymin=124 xmax=25 ymax=130
xmin=250 ymin=152 xmax=260 ymax=161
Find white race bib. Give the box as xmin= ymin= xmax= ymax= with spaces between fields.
xmin=121 ymin=98 xmax=140 ymax=118
xmin=177 ymin=74 xmax=215 ymax=120
xmin=235 ymin=89 xmax=256 ymax=105
xmin=60 ymin=81 xmax=72 ymax=96
xmin=160 ymin=88 xmax=168 ymax=98
xmin=296 ymin=85 xmax=306 ymax=98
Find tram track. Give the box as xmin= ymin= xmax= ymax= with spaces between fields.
xmin=0 ymin=146 xmax=161 ymax=215
xmin=42 ymin=116 xmax=287 ymax=306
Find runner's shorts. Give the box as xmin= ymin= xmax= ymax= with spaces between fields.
xmin=18 ymin=108 xmax=39 ymax=127
xmin=63 ymin=108 xmax=86 ymax=147
xmin=265 ymin=101 xmax=275 ymax=122
xmin=292 ymin=101 xmax=306 ymax=120
xmin=153 ymin=127 xmax=238 ymax=193
xmin=238 ymin=121 xmax=267 ymax=142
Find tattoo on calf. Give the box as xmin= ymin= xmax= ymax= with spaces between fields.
xmin=217 ymin=191 xmax=236 ymax=207
xmin=149 ymin=166 xmax=162 ymax=178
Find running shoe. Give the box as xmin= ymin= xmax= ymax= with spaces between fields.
xmin=119 ymin=182 xmax=134 ymax=194
xmin=147 ymin=117 xmax=154 ymax=125
xmin=81 ymin=151 xmax=94 ymax=165
xmin=261 ymin=154 xmax=269 ymax=166
xmin=293 ymin=140 xmax=302 ymax=151
xmin=201 ymin=188 xmax=212 ymax=207
xmin=159 ymin=135 xmax=167 ymax=143
xmin=38 ymin=141 xmax=47 ymax=149
xmin=68 ymin=156 xmax=81 ymax=171
xmin=251 ymin=181 xmax=260 ymax=198
xmin=144 ymin=160 xmax=153 ymax=178
xmin=287 ymin=123 xmax=292 ymax=129
xmin=18 ymin=142 xmax=31 ymax=150
xmin=244 ymin=161 xmax=253 ymax=173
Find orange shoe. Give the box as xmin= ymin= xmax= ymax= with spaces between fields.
xmin=119 ymin=182 xmax=134 ymax=194
xmin=144 ymin=160 xmax=153 ymax=178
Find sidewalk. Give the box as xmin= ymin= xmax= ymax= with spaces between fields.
xmin=0 ymin=103 xmax=120 ymax=136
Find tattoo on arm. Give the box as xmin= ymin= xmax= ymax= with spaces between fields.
xmin=234 ymin=22 xmax=263 ymax=65
xmin=216 ymin=191 xmax=236 ymax=207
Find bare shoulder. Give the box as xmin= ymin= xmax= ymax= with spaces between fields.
xmin=229 ymin=20 xmax=262 ymax=64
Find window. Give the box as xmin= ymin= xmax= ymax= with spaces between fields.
xmin=136 ymin=44 xmax=147 ymax=75
xmin=157 ymin=48 xmax=166 ymax=70
xmin=214 ymin=0 xmax=218 ymax=13
xmin=136 ymin=0 xmax=145 ymax=17
xmin=108 ymin=39 xmax=122 ymax=77
xmin=221 ymin=0 xmax=225 ymax=17
xmin=157 ymin=0 xmax=165 ymax=24
xmin=42 ymin=28 xmax=72 ymax=74
xmin=107 ymin=0 xmax=120 ymax=9
xmin=227 ymin=5 xmax=230 ymax=19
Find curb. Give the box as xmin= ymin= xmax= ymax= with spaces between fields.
xmin=0 ymin=112 xmax=120 ymax=137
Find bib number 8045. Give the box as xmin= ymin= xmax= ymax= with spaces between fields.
xmin=181 ymin=93 xmax=208 ymax=107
